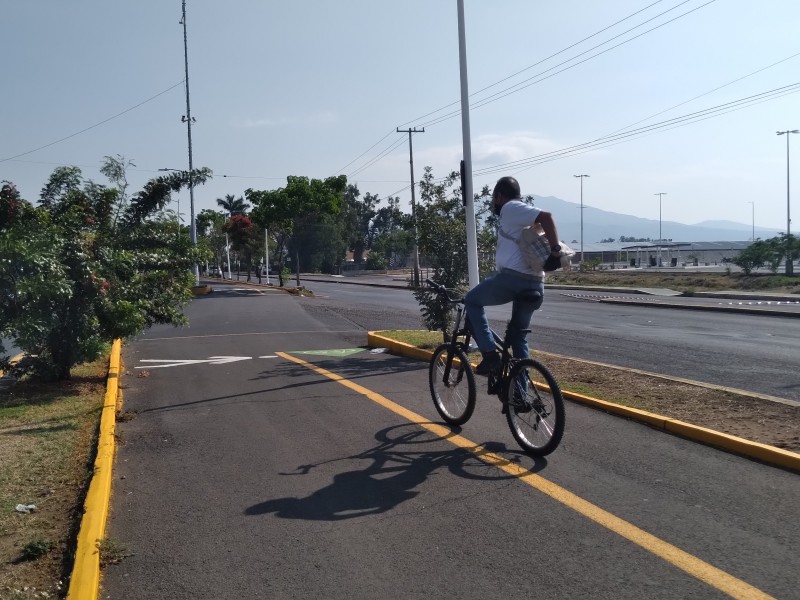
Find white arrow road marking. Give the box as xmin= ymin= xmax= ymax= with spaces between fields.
xmin=259 ymin=355 xmax=279 ymax=359
xmin=135 ymin=356 xmax=252 ymax=369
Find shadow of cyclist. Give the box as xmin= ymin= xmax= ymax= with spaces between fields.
xmin=244 ymin=424 xmax=547 ymax=521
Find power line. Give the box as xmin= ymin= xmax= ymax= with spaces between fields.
xmin=347 ymin=136 xmax=409 ymax=179
xmin=473 ymin=82 xmax=800 ymax=177
xmin=420 ymin=0 xmax=717 ymax=129
xmin=339 ymin=0 xmax=714 ymax=177
xmin=481 ymin=84 xmax=800 ymax=176
xmin=402 ymin=0 xmax=688 ymax=129
xmin=603 ymin=50 xmax=800 ymax=137
xmin=333 ymin=128 xmax=396 ymax=175
xmin=0 ymin=80 xmax=186 ymax=164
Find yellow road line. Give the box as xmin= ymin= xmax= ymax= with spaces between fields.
xmin=278 ymin=351 xmax=774 ymax=600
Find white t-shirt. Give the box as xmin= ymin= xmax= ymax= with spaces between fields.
xmin=496 ymin=199 xmax=542 ymax=276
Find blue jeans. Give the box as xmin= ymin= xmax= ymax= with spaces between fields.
xmin=464 ymin=270 xmax=544 ymax=359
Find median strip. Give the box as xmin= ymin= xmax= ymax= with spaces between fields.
xmin=367 ymin=332 xmax=800 ymax=473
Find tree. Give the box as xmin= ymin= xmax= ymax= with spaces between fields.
xmin=0 ymin=161 xmax=212 ymax=380
xmin=369 ymin=195 xmax=413 ymax=268
xmin=196 ymin=209 xmax=227 ymax=272
xmin=340 ymin=185 xmax=379 ymax=264
xmin=733 ymin=235 xmax=799 ymax=275
xmin=413 ymin=167 xmax=470 ymax=336
xmin=216 ymin=194 xmax=249 ymax=216
xmin=247 ymin=175 xmax=347 ymax=285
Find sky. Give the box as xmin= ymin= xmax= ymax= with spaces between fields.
xmin=2 ymin=0 xmax=799 ymax=234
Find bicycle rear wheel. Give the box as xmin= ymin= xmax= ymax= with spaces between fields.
xmin=504 ymin=358 xmax=565 ymax=456
xmin=429 ymin=343 xmax=476 ymax=425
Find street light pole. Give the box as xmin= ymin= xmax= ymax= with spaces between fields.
xmin=654 ymin=192 xmax=666 ymax=267
xmin=180 ymin=0 xmax=199 ymax=285
xmin=777 ymin=130 xmax=798 ymax=276
xmin=457 ymin=0 xmax=479 ymax=289
xmin=158 ymin=168 xmax=183 ymax=232
xmin=574 ymin=175 xmax=589 ymax=263
xmin=746 ymin=201 xmax=755 ymax=241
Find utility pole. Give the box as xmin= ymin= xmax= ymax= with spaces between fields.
xmin=180 ymin=0 xmax=199 ymax=285
xmin=746 ymin=201 xmax=755 ymax=241
xmin=574 ymin=175 xmax=589 ymax=263
xmin=397 ymin=127 xmax=424 ymax=287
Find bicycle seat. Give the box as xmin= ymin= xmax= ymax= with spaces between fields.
xmin=514 ymin=289 xmax=543 ymax=308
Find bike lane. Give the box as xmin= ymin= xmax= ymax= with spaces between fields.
xmin=100 ymin=288 xmax=799 ymax=599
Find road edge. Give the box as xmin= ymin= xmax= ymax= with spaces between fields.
xmin=367 ymin=332 xmax=800 ymax=473
xmin=66 ymin=338 xmax=122 ymax=600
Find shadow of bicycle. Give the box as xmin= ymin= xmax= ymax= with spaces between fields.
xmin=244 ymin=422 xmax=548 ymax=521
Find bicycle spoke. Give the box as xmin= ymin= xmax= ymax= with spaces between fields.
xmin=504 ymin=359 xmax=565 ymax=456
xmin=429 ymin=344 xmax=476 ymax=426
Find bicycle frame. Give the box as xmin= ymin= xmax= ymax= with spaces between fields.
xmin=426 ymin=278 xmax=565 ymax=455
xmin=437 ymin=282 xmax=527 ymax=398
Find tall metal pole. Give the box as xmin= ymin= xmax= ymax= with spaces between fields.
xmin=777 ymin=130 xmax=798 ymax=276
xmin=181 ymin=0 xmax=199 ymax=285
xmin=264 ymin=228 xmax=270 ymax=285
xmin=397 ymin=127 xmax=424 ymax=288
xmin=654 ymin=192 xmax=666 ymax=267
xmin=457 ymin=0 xmax=479 ymax=289
xmin=746 ymin=201 xmax=755 ymax=241
xmin=574 ymin=175 xmax=589 ymax=263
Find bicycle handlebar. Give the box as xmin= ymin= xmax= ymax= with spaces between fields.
xmin=426 ymin=279 xmax=464 ymax=304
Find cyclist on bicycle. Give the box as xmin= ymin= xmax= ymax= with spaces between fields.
xmin=465 ymin=176 xmax=563 ymax=376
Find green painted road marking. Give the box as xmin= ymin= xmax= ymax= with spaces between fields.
xmin=288 ymin=348 xmax=365 ymax=357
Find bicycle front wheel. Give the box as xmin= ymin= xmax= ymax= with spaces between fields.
xmin=504 ymin=359 xmax=565 ymax=456
xmin=429 ymin=344 xmax=476 ymax=426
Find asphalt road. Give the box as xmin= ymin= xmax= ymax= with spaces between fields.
xmin=298 ymin=278 xmax=800 ymax=402
xmin=102 ymin=285 xmax=800 ymax=599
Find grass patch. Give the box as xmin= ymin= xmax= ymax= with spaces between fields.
xmin=97 ymin=537 xmax=133 ymax=569
xmin=0 ymin=359 xmax=109 ymax=599
xmin=377 ymin=329 xmax=443 ymax=350
xmin=20 ymin=539 xmax=54 ymax=562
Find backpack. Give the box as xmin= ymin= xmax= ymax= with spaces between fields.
xmin=498 ymin=223 xmax=575 ymax=272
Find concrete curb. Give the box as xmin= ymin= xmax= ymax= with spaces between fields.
xmin=367 ymin=332 xmax=800 ymax=473
xmin=66 ymin=339 xmax=122 ymax=600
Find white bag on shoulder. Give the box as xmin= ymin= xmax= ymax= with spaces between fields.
xmin=500 ymin=223 xmax=575 ymax=272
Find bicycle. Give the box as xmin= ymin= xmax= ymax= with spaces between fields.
xmin=426 ymin=279 xmax=565 ymax=456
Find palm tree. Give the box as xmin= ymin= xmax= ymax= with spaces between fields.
xmin=216 ymin=194 xmax=249 ymax=216
xmin=216 ymin=195 xmax=250 ymax=278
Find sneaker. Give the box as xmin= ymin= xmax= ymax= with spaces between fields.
xmin=475 ymin=351 xmax=501 ymax=376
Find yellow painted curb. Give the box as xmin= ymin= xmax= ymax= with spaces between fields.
xmin=367 ymin=332 xmax=800 ymax=473
xmin=66 ymin=339 xmax=122 ymax=600
xmin=191 ymin=284 xmax=212 ymax=296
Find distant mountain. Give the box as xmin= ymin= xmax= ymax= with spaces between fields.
xmin=528 ymin=195 xmax=782 ymax=243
